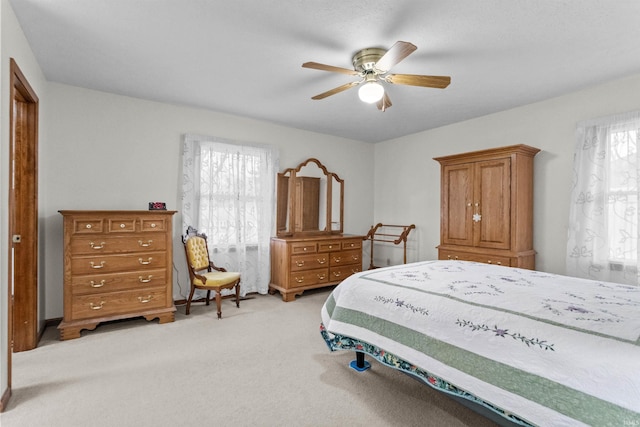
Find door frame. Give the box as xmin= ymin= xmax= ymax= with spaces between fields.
xmin=5 ymin=58 xmax=39 ymax=404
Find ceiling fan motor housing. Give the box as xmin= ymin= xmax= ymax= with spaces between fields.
xmin=352 ymin=48 xmax=387 ymax=73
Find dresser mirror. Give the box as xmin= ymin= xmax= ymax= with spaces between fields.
xmin=276 ymin=158 xmax=344 ymax=237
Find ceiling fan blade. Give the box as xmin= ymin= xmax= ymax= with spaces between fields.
xmin=386 ymin=74 xmax=451 ymax=88
xmin=311 ymin=81 xmax=359 ymax=100
xmin=302 ymin=62 xmax=360 ymax=76
xmin=374 ymin=41 xmax=417 ymax=72
xmin=376 ymin=92 xmax=392 ymax=112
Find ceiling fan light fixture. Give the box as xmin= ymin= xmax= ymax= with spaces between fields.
xmin=358 ymin=81 xmax=384 ymax=103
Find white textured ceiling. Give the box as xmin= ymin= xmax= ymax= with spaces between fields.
xmin=9 ymin=0 xmax=640 ymax=143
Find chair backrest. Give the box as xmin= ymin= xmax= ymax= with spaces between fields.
xmin=184 ymin=230 xmax=210 ymax=272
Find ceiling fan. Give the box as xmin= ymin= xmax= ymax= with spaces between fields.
xmin=302 ymin=41 xmax=451 ymax=112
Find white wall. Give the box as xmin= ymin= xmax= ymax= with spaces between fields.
xmin=373 ymin=73 xmax=640 ymax=275
xmin=42 ymin=83 xmax=374 ymax=319
xmin=1 ymin=0 xmax=48 ymax=403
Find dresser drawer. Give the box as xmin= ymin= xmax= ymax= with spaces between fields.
xmin=342 ymin=240 xmax=362 ymax=250
xmin=330 ymin=264 xmax=361 ymax=282
xmin=291 ymin=242 xmax=317 ymax=254
xmin=318 ymin=241 xmax=342 ymax=252
xmin=290 ymin=253 xmax=329 ymax=271
xmin=70 ymin=235 xmax=167 ymax=255
xmin=70 ymin=269 xmax=167 ymax=295
xmin=330 ymin=249 xmax=361 ymax=266
xmin=290 ymin=268 xmax=329 ymax=288
xmin=71 ymin=252 xmax=167 ymax=275
xmin=70 ymin=287 xmax=168 ymax=320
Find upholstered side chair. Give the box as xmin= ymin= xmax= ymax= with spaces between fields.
xmin=182 ymin=227 xmax=241 ymax=319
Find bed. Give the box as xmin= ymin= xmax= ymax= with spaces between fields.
xmin=320 ymin=260 xmax=640 ymax=427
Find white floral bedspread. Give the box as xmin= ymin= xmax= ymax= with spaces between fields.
xmin=320 ymin=260 xmax=640 ymax=427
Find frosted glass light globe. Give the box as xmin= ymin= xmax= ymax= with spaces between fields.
xmin=358 ymin=82 xmax=384 ymax=103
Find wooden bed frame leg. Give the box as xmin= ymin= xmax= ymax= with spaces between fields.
xmin=349 ymin=351 xmax=371 ymax=372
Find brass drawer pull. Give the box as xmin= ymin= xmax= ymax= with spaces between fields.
xmin=351 ymin=255 xmax=359 ymax=261
xmin=90 ymin=280 xmax=106 ymax=288
xmin=90 ymin=241 xmax=106 ymax=250
xmin=317 ymin=258 xmax=326 ymax=264
xmin=138 ymin=275 xmax=153 ymax=283
xmin=138 ymin=295 xmax=153 ymax=303
xmin=90 ymin=261 xmax=106 ymax=269
xmin=295 ymin=260 xmax=305 ymax=267
xmin=317 ymin=274 xmax=326 ymax=280
xmin=333 ymin=271 xmax=342 ymax=277
xmin=89 ymin=301 xmax=105 ymax=310
xmin=295 ymin=277 xmax=304 ymax=283
xmin=138 ymin=239 xmax=153 ymax=247
xmin=138 ymin=257 xmax=153 ymax=265
xmin=333 ymin=256 xmax=342 ymax=263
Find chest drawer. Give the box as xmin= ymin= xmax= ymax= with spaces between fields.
xmin=70 ymin=235 xmax=167 ymax=255
xmin=71 ymin=252 xmax=167 ymax=275
xmin=70 ymin=269 xmax=167 ymax=295
xmin=70 ymin=287 xmax=168 ymax=320
xmin=290 ymin=253 xmax=329 ymax=271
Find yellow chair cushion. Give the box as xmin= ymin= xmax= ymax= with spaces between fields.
xmin=193 ymin=271 xmax=241 ymax=288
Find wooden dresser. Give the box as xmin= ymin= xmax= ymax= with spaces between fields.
xmin=270 ymin=234 xmax=363 ymax=301
xmin=434 ymin=145 xmax=540 ymax=269
xmin=58 ymin=210 xmax=177 ymax=340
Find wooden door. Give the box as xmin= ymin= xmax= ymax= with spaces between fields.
xmin=441 ymin=163 xmax=474 ymax=246
xmin=9 ymin=58 xmax=39 ymax=354
xmin=474 ymin=158 xmax=511 ymax=249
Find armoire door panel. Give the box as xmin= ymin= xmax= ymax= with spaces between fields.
xmin=442 ymin=164 xmax=474 ymax=246
xmin=474 ymin=158 xmax=511 ymax=249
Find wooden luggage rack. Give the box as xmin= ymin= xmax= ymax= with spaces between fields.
xmin=363 ymin=223 xmax=415 ymax=269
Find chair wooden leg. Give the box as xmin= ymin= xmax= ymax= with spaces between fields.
xmin=235 ymin=281 xmax=240 ymax=308
xmin=206 ymin=290 xmax=211 ymax=306
xmin=215 ymin=290 xmax=222 ymax=319
xmin=186 ymin=285 xmax=196 ymax=315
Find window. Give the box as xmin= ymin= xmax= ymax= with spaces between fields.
xmin=181 ymin=134 xmax=279 ymax=295
xmin=567 ymin=112 xmax=640 ymax=284
xmin=606 ymin=128 xmax=638 ymax=265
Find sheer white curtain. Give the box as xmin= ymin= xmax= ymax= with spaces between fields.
xmin=181 ymin=134 xmax=279 ymax=295
xmin=567 ymin=111 xmax=640 ymax=285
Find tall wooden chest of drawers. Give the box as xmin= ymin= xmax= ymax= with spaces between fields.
xmin=58 ymin=210 xmax=177 ymax=340
xmin=269 ymin=234 xmax=364 ymax=302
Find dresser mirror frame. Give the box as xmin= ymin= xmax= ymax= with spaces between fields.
xmin=276 ymin=158 xmax=344 ymax=237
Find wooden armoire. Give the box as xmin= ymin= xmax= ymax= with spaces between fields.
xmin=434 ymin=144 xmax=540 ymax=269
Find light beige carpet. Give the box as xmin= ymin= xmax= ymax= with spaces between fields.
xmin=1 ymin=288 xmax=498 ymax=427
